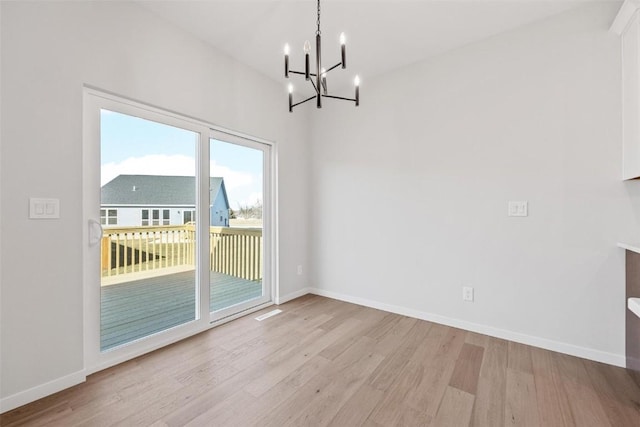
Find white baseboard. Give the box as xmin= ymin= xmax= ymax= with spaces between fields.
xmin=276 ymin=287 xmax=313 ymax=305
xmin=307 ymin=287 xmax=626 ymax=368
xmin=0 ymin=370 xmax=86 ymax=414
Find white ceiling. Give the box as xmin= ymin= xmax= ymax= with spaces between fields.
xmin=137 ymin=0 xmax=619 ymax=91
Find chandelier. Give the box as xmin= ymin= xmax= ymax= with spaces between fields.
xmin=284 ymin=0 xmax=360 ymax=112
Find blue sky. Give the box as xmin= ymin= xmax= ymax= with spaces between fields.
xmin=101 ymin=109 xmax=263 ymax=209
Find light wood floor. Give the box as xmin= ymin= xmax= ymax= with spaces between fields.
xmin=2 ymin=295 xmax=640 ymax=426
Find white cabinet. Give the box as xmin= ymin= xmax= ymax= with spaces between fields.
xmin=612 ymin=1 xmax=640 ymax=180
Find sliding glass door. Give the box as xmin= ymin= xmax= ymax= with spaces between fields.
xmin=99 ymin=110 xmax=199 ymax=351
xmin=84 ymin=89 xmax=274 ymax=373
xmin=209 ymin=131 xmax=272 ymax=321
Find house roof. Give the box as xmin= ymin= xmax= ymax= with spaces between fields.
xmin=101 ymin=175 xmax=228 ymax=207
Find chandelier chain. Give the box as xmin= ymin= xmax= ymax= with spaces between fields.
xmin=316 ymin=0 xmax=321 ymax=35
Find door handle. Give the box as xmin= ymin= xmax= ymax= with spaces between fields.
xmin=88 ymin=219 xmax=103 ymax=246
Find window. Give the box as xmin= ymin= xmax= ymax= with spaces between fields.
xmin=100 ymin=209 xmax=117 ymax=225
xmin=183 ymin=210 xmax=195 ymax=224
xmin=141 ymin=209 xmax=168 ymax=226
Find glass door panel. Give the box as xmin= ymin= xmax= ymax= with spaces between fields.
xmin=209 ymin=136 xmax=270 ymax=317
xmin=100 ymin=109 xmax=198 ymax=351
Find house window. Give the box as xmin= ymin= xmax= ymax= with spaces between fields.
xmin=142 ymin=209 xmax=162 ymax=226
xmin=183 ymin=210 xmax=195 ymax=224
xmin=100 ymin=209 xmax=117 ymax=225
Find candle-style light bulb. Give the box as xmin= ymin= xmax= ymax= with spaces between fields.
xmin=284 ymin=43 xmax=290 ymax=78
xmin=288 ymin=83 xmax=293 ymax=112
xmin=304 ymin=40 xmax=311 ymax=80
xmin=340 ymin=32 xmax=346 ymax=69
xmin=354 ymin=75 xmax=360 ymax=107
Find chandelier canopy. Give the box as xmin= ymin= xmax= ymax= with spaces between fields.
xmin=284 ymin=0 xmax=360 ymax=112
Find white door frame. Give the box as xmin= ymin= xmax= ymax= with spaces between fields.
xmin=82 ymin=87 xmax=277 ymax=374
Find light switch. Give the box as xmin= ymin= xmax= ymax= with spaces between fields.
xmin=30 ymin=198 xmax=60 ymax=219
xmin=508 ymin=201 xmax=528 ymax=217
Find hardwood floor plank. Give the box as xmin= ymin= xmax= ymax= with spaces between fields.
xmin=505 ymin=368 xmax=540 ymax=426
xmin=395 ymin=406 xmax=433 ymax=427
xmin=367 ymin=320 xmax=433 ymax=392
xmin=318 ymin=309 xmax=387 ymax=361
xmin=289 ymin=337 xmax=385 ymax=426
xmin=327 ymin=383 xmax=385 ymax=427
xmin=431 ymin=386 xmax=475 ymax=427
xmin=530 ymin=347 xmax=575 ymax=427
xmin=260 ymin=373 xmax=334 ymax=427
xmin=372 ymin=315 xmax=418 ymax=355
xmin=466 ymin=331 xmax=490 ymax=348
xmin=244 ymin=318 xmax=363 ymax=397
xmin=449 ymin=343 xmax=484 ymax=394
xmin=470 ymin=337 xmax=507 ymax=427
xmin=368 ymin=360 xmax=426 ymax=425
xmin=507 ymin=341 xmax=534 ymax=374
xmin=406 ymin=327 xmax=466 ymax=416
xmin=554 ymin=353 xmax=613 ymax=427
xmin=235 ymin=355 xmax=332 ymax=426
xmin=369 ymin=323 xmax=466 ymax=424
xmin=143 ymin=361 xmax=269 ymax=427
xmin=583 ymin=359 xmax=640 ymax=426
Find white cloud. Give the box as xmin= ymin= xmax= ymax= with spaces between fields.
xmin=101 ymin=155 xmax=256 ymax=197
xmin=210 ymin=160 xmax=254 ymax=191
xmin=101 ymin=154 xmax=195 ymax=185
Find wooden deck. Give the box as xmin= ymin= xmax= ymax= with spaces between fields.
xmin=101 ymin=270 xmax=262 ymax=350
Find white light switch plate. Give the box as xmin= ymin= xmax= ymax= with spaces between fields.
xmin=508 ymin=201 xmax=528 ymax=217
xmin=30 ymin=198 xmax=60 ymax=219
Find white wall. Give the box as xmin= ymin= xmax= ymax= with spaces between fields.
xmin=309 ymin=2 xmax=640 ymax=365
xmin=0 ymin=1 xmax=310 ymax=404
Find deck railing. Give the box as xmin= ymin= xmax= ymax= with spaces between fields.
xmin=101 ymin=225 xmax=262 ymax=281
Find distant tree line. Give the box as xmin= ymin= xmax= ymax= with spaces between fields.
xmin=230 ymin=199 xmax=262 ymax=219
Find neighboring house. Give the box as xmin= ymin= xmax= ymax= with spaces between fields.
xmin=101 ymin=175 xmax=230 ymax=227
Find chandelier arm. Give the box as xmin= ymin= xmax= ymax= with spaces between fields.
xmin=309 ymin=78 xmax=320 ymax=95
xmin=324 ymin=63 xmax=343 ymax=74
xmin=289 ymin=70 xmax=318 ymax=77
xmin=322 ymin=94 xmax=357 ymax=102
xmin=292 ymin=95 xmax=317 ymax=109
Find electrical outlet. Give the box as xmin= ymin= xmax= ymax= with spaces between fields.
xmin=297 ymin=265 xmax=303 ymax=275
xmin=463 ymin=286 xmax=474 ymax=302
